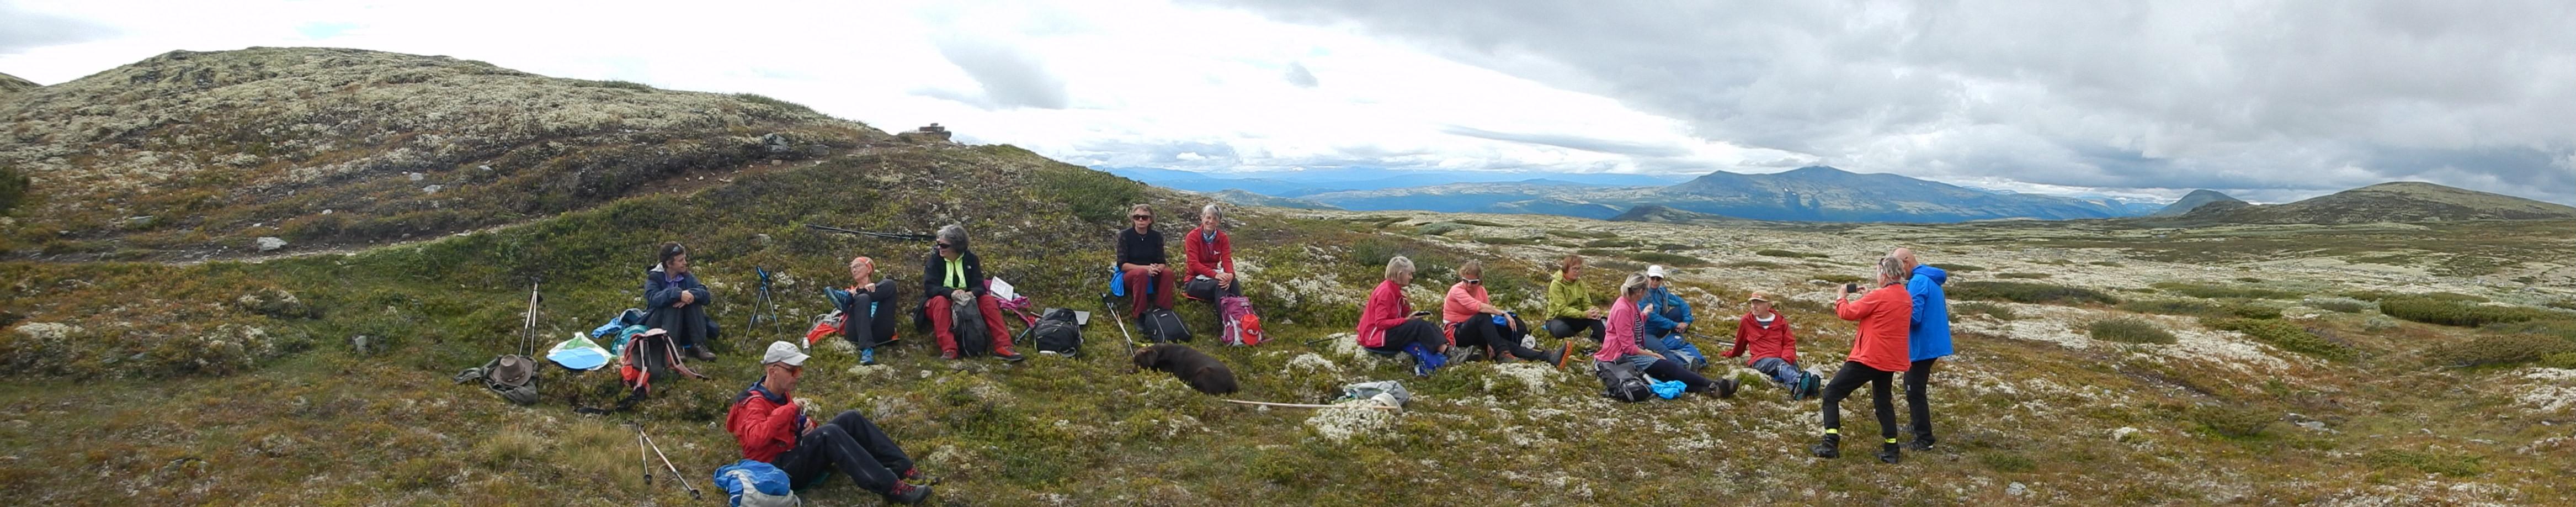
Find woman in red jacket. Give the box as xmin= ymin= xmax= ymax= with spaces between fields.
xmin=1356 ymin=256 xmax=1465 ymax=375
xmin=1813 ymin=256 xmax=1914 ymax=464
xmin=1723 ymin=292 xmax=1819 ymax=400
xmin=1182 ymin=204 xmax=1243 ymax=305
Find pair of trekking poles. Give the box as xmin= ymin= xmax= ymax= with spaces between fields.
xmin=632 ymin=422 xmax=702 ymax=500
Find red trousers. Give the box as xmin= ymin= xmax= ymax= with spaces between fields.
xmin=925 ymin=294 xmax=1018 ymax=356
xmin=1122 ymin=266 xmax=1174 ymax=318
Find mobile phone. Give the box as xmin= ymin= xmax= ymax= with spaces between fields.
xmin=1843 ymin=283 xmax=1860 ymax=293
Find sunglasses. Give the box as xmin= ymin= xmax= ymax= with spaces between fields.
xmin=1463 ymin=278 xmax=1482 ymax=284
xmin=935 ymin=242 xmax=953 ymax=250
xmin=1131 ymin=215 xmax=1153 ymax=221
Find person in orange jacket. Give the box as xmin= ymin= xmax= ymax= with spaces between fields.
xmin=1812 ymin=256 xmax=1914 ymax=464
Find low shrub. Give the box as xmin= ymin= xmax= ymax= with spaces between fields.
xmin=2380 ymin=297 xmax=2556 ymax=327
xmin=1954 ymin=302 xmax=2018 ymax=320
xmin=1414 ymin=222 xmax=1468 ymax=236
xmin=2152 ymin=282 xmax=2304 ymax=300
xmin=2423 ymin=333 xmax=2576 ymax=367
xmin=1547 ymin=229 xmax=1618 ymax=239
xmin=1450 ymin=219 xmax=1509 ymax=227
xmin=1951 ymin=281 xmax=2121 ymax=305
xmin=1628 ymin=252 xmax=1709 ymax=268
xmin=1936 ymin=264 xmax=1985 ymax=272
xmin=1722 ymin=260 xmax=1782 ymax=269
xmin=2363 ymin=449 xmax=2483 ymax=478
xmin=1755 ymin=249 xmax=1827 ymax=258
xmin=2207 ymin=318 xmax=2357 ymax=361
xmin=2538 ymin=352 xmax=2576 ymax=369
xmin=1471 ymin=236 xmax=1537 ymax=246
xmin=2302 ymin=297 xmax=2372 ymax=313
xmin=1582 ymin=238 xmax=1641 ymax=248
xmin=1996 ymin=272 xmax=2052 ymax=279
xmin=2189 ymin=404 xmax=2277 ymax=439
xmin=1812 ymin=273 xmax=1864 ymax=284
xmin=2089 ymin=318 xmax=2176 ymax=344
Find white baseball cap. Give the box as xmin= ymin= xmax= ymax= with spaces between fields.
xmin=1645 ymin=265 xmax=1669 ymax=279
xmin=762 ymin=341 xmax=810 ymax=367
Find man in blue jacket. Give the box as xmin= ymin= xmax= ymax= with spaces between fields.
xmin=1894 ymin=248 xmax=1951 ymax=450
xmin=1640 ymin=265 xmax=1706 ymax=369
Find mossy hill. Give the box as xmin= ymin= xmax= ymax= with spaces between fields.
xmin=2147 ymin=189 xmax=2244 ymax=216
xmin=2176 ymin=182 xmax=2576 ymax=224
xmin=4 ymin=48 xmax=2576 ymax=505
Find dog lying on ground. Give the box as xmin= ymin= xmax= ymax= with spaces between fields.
xmin=1131 ymin=344 xmax=1238 ymax=394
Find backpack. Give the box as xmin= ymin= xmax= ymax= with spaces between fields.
xmin=951 ymin=297 xmax=991 ymax=357
xmin=1595 ymin=360 xmax=1654 ymax=402
xmin=1138 ymin=308 xmax=1190 ymax=344
xmin=619 ymin=330 xmax=705 ymax=397
xmin=1023 ymin=308 xmax=1082 ymax=356
xmin=1217 ymin=296 xmax=1263 ymax=346
xmin=803 ymin=310 xmax=844 ymax=348
xmin=711 ymin=459 xmax=799 ymax=507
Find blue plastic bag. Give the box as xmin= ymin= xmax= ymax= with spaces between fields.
xmin=1403 ymin=342 xmax=1447 ymax=376
xmin=711 ymin=459 xmax=798 ymax=507
xmin=1648 ymin=379 xmax=1685 ymax=399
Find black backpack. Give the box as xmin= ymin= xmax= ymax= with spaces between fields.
xmin=952 ymin=298 xmax=991 ymax=357
xmin=1138 ymin=308 xmax=1190 ymax=344
xmin=1595 ymin=360 xmax=1653 ymax=402
xmin=1023 ymin=308 xmax=1082 ymax=356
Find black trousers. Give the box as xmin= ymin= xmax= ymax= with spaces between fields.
xmin=773 ymin=410 xmax=913 ymax=495
xmin=1366 ymin=320 xmax=1447 ymax=354
xmin=1184 ymin=277 xmax=1243 ymax=321
xmin=1637 ymin=356 xmax=1714 ymax=392
xmin=1457 ymin=313 xmax=1546 ymax=361
xmin=840 ymin=281 xmax=903 ymax=348
xmin=1821 ymin=361 xmax=1899 ymax=441
xmin=1544 ymin=318 xmax=1606 ymax=343
xmin=644 ymin=303 xmax=715 ymax=350
xmin=1905 ymin=357 xmax=1938 ymax=439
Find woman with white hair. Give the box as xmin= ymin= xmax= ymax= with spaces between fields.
xmin=1813 ymin=255 xmax=1915 ymax=464
xmin=1356 ymin=255 xmax=1466 ymax=375
xmin=1593 ymin=272 xmax=1729 ymax=398
xmin=1181 ymin=203 xmax=1244 ymax=305
xmin=919 ymin=224 xmax=1024 ymax=362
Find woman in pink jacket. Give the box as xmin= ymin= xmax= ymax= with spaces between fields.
xmin=1443 ymin=260 xmax=1571 ymax=367
xmin=1594 ymin=273 xmax=1729 ymax=397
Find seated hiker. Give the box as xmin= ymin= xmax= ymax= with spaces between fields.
xmin=1640 ymin=265 xmax=1707 ymax=369
xmin=1115 ymin=203 xmax=1175 ymax=319
xmin=1442 ymin=260 xmax=1568 ymax=367
xmin=1181 ymin=204 xmax=1243 ymax=309
xmin=1543 ymin=255 xmax=1609 ymax=344
xmin=919 ymin=224 xmax=1025 ymax=362
xmin=644 ymin=242 xmax=719 ymax=360
xmin=727 ymin=341 xmax=935 ymax=504
xmin=1595 ymin=273 xmax=1732 ymax=398
xmin=1812 ymin=256 xmax=1915 ymax=464
xmin=1723 ymin=292 xmax=1818 ymax=400
xmin=1358 ymin=256 xmax=1467 ymax=374
xmin=835 ymin=256 xmax=903 ymax=365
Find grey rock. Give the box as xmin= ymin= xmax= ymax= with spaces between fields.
xmin=255 ymin=236 xmax=287 ymax=252
xmin=406 ymin=172 xmax=424 ymax=181
xmin=422 ymin=184 xmax=443 ymax=194
xmin=2006 ymin=483 xmax=2027 ymax=496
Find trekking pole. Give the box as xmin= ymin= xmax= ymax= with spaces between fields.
xmin=523 ymin=282 xmax=542 ymax=357
xmin=634 ymin=422 xmax=651 ymax=487
xmin=637 ymin=424 xmax=702 ymax=500
xmin=803 ymin=224 xmax=938 ymax=241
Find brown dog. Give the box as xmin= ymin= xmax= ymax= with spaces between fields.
xmin=1131 ymin=344 xmax=1239 ymax=395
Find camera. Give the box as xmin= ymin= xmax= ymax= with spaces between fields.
xmin=1843 ymin=283 xmax=1861 ymax=293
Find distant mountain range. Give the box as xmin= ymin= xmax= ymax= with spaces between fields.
xmin=2167 ymin=182 xmax=2576 ymax=224
xmin=1099 ymin=166 xmax=1687 ymax=198
xmin=1125 ymin=165 xmax=2175 ymax=223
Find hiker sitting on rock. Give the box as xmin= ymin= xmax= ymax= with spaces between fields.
xmin=1640 ymin=265 xmax=1707 ymax=369
xmin=919 ymin=224 xmax=1024 ymax=362
xmin=1358 ymin=255 xmax=1467 ymax=374
xmin=837 ymin=256 xmax=903 ymax=363
xmin=644 ymin=242 xmax=720 ymax=360
xmin=727 ymin=341 xmax=935 ymax=504
xmin=1182 ymin=204 xmax=1243 ymax=310
xmin=1813 ymin=256 xmax=1915 ymax=464
xmin=1596 ymin=273 xmax=1730 ymax=398
xmin=1542 ymin=255 xmax=1609 ymax=344
xmin=1115 ymin=203 xmax=1175 ymax=319
xmin=1443 ymin=260 xmax=1568 ymax=367
xmin=1723 ymin=292 xmax=1818 ymax=400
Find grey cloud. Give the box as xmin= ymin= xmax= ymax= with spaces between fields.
xmin=930 ymin=36 xmax=1068 ymax=109
xmin=1206 ymin=0 xmax=2576 ymax=204
xmin=1440 ymin=125 xmax=1690 ymax=157
xmin=1284 ymin=62 xmax=1318 ymax=87
xmin=0 ymin=2 xmax=119 ymax=54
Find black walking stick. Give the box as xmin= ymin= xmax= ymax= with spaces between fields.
xmin=804 ymin=224 xmax=938 ymax=241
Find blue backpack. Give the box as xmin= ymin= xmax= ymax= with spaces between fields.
xmin=711 ymin=460 xmax=799 ymax=507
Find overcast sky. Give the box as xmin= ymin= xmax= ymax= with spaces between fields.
xmin=5 ymin=0 xmax=2573 ymax=204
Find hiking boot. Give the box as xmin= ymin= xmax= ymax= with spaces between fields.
xmin=886 ymin=482 xmax=933 ymax=504
xmin=690 ymin=347 xmax=717 ymax=361
xmin=1877 ymin=442 xmax=1902 ymax=464
xmin=1491 ymin=346 xmax=1514 ymax=363
xmin=902 ymin=468 xmax=940 ymax=485
xmin=1444 ymin=346 xmax=1474 ymax=365
xmin=1903 ymin=435 xmax=1936 ymax=451
xmin=940 ymin=350 xmax=960 ymax=360
xmin=1715 ymin=378 xmax=1739 ymax=399
xmin=1553 ymin=342 xmax=1576 ymax=369
xmin=859 ymin=348 xmax=878 ymax=366
xmin=1809 ymin=435 xmax=1840 ymax=459
xmin=1800 ymin=372 xmax=1822 ymax=400
xmin=997 ymin=352 xmax=1026 ymax=362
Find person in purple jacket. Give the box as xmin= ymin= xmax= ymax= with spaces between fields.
xmin=644 ymin=242 xmax=720 ymax=360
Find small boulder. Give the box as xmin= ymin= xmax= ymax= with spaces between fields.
xmin=256 ymin=236 xmax=288 ymax=252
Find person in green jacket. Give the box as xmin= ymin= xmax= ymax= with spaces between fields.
xmin=1541 ymin=254 xmax=1609 ymax=344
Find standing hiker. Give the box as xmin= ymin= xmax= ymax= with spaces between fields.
xmin=1723 ymin=292 xmax=1819 ymax=400
xmin=838 ymin=256 xmax=903 ymax=363
xmin=1442 ymin=260 xmax=1569 ymax=366
xmin=1595 ymin=273 xmax=1728 ymax=397
xmin=1115 ymin=203 xmax=1175 ymax=320
xmin=727 ymin=341 xmax=935 ymax=504
xmin=645 ymin=242 xmax=720 ymax=360
xmin=1813 ymin=256 xmax=1914 ymax=464
xmin=1542 ymin=255 xmax=1609 ymax=344
xmin=1894 ymin=247 xmax=1952 ymax=450
xmin=919 ymin=224 xmax=1025 ymax=362
xmin=1357 ymin=255 xmax=1466 ymax=375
